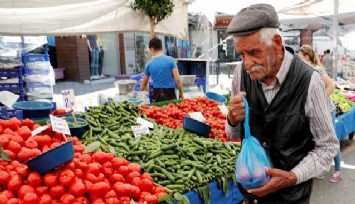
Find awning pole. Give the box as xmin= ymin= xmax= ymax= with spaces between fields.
xmin=333 ymin=0 xmax=339 ymax=80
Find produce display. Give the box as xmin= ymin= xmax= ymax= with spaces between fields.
xmin=81 ymin=101 xmax=240 ymax=203
xmin=139 ymin=97 xmax=232 ymax=142
xmin=331 ymin=89 xmax=355 ymax=116
xmin=0 ymin=117 xmax=166 ymax=204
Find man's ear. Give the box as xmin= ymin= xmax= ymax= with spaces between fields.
xmin=272 ymin=34 xmax=283 ymax=53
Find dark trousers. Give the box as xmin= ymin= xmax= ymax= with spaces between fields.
xmin=152 ymin=88 xmax=177 ymax=102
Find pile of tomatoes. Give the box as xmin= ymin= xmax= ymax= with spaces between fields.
xmin=140 ymin=97 xmax=231 ymax=141
xmin=0 ymin=117 xmax=166 ymax=204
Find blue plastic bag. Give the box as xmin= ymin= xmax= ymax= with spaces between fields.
xmin=235 ymin=97 xmax=271 ymax=189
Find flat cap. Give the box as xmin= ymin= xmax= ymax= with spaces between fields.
xmin=226 ymin=4 xmax=280 ymax=36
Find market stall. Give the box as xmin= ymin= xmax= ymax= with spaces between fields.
xmin=0 ymin=95 xmax=244 ymax=204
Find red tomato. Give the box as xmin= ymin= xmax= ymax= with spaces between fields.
xmin=2 ymin=190 xmax=14 ymax=199
xmin=130 ymin=177 xmax=141 ymax=187
xmin=18 ymin=185 xmax=35 ymax=199
xmin=125 ymin=171 xmax=141 ymax=183
xmin=43 ymin=173 xmax=57 ymax=187
xmin=86 ymin=162 xmax=102 ymax=176
xmin=141 ymin=173 xmax=153 ymax=182
xmin=6 ymin=198 xmax=20 ymax=204
xmin=7 ymin=175 xmax=22 ymax=191
xmin=144 ymin=194 xmax=158 ymax=204
xmin=36 ymin=186 xmax=49 ymax=196
xmin=111 ymin=157 xmax=128 ymax=169
xmin=69 ymin=181 xmax=86 ymax=197
xmin=90 ymin=182 xmax=111 ymax=196
xmin=127 ymin=163 xmax=141 ymax=173
xmin=38 ymin=193 xmax=52 ymax=204
xmin=59 ymin=193 xmax=76 ymax=204
xmin=138 ymin=178 xmax=154 ymax=193
xmin=79 ymin=154 xmax=92 ymax=163
xmin=0 ymin=170 xmax=10 ymax=185
xmin=109 ymin=173 xmax=125 ymax=184
xmin=59 ymin=169 xmax=75 ymax=186
xmin=22 ymin=192 xmax=39 ymax=204
xmin=0 ymin=194 xmax=8 ymax=204
xmin=117 ymin=166 xmax=129 ymax=177
xmin=49 ymin=185 xmax=66 ymax=198
xmin=24 ymin=138 xmax=38 ymax=149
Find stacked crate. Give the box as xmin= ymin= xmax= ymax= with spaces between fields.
xmin=22 ymin=53 xmax=54 ymax=101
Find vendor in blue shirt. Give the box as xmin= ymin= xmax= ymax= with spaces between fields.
xmin=140 ymin=37 xmax=184 ymax=102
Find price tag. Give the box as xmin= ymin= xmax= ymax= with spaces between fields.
xmin=31 ymin=125 xmax=48 ymax=136
xmin=50 ymin=115 xmax=71 ymax=135
xmin=61 ymin=89 xmax=76 ymax=112
xmin=189 ymin=112 xmax=206 ymax=122
xmin=218 ymin=104 xmax=229 ymax=115
xmin=131 ymin=125 xmax=150 ymax=138
xmin=137 ymin=117 xmax=154 ymax=129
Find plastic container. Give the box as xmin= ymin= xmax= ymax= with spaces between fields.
xmin=181 ymin=75 xmax=196 ymax=86
xmin=47 ymin=117 xmax=88 ymax=138
xmin=12 ymin=101 xmax=53 ymax=119
xmin=114 ymin=79 xmax=137 ymax=95
xmin=130 ymin=73 xmax=144 ymax=81
xmin=25 ymin=140 xmax=74 ymax=174
xmin=183 ymin=116 xmax=211 ymax=137
xmin=206 ymin=92 xmax=227 ymax=104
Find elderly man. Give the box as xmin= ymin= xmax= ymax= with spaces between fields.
xmin=225 ymin=4 xmax=339 ymax=204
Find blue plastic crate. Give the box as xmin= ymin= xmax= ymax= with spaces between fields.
xmin=25 ymin=82 xmax=52 ymax=89
xmin=177 ymin=61 xmax=188 ymax=75
xmin=24 ymin=67 xmax=51 ymax=75
xmin=0 ymin=107 xmax=23 ymax=120
xmin=190 ymin=62 xmax=207 ymax=77
xmin=0 ymin=83 xmax=21 ymax=91
xmin=22 ymin=53 xmax=49 ymax=64
xmin=0 ymin=67 xmax=21 ymax=78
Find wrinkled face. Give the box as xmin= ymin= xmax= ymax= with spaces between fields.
xmin=235 ymin=32 xmax=278 ymax=83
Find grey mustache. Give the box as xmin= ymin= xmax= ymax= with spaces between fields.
xmin=246 ymin=65 xmax=263 ymax=74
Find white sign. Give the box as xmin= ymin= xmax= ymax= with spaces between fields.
xmin=50 ymin=115 xmax=71 ymax=135
xmin=131 ymin=125 xmax=150 ymax=138
xmin=136 ymin=117 xmax=154 ymax=129
xmin=31 ymin=125 xmax=48 ymax=136
xmin=218 ymin=105 xmax=229 ymax=115
xmin=61 ymin=89 xmax=76 ymax=112
xmin=189 ymin=112 xmax=206 ymax=122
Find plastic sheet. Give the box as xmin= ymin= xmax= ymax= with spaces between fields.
xmin=0 ymin=35 xmax=47 ymax=66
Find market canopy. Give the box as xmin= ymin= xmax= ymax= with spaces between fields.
xmin=0 ymin=0 xmax=189 ymax=39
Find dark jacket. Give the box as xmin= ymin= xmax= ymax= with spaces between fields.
xmin=239 ymin=48 xmax=315 ymax=203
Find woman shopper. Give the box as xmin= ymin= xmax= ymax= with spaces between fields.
xmin=299 ymin=44 xmax=343 ymax=183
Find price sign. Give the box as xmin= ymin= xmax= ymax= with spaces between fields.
xmin=131 ymin=125 xmax=150 ymax=138
xmin=61 ymin=89 xmax=76 ymax=112
xmin=189 ymin=112 xmax=206 ymax=122
xmin=218 ymin=104 xmax=229 ymax=115
xmin=137 ymin=117 xmax=154 ymax=129
xmin=31 ymin=125 xmax=48 ymax=136
xmin=50 ymin=115 xmax=71 ymax=135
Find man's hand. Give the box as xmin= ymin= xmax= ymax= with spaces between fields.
xmin=179 ymin=93 xmax=184 ymax=99
xmin=227 ymin=92 xmax=247 ymax=126
xmin=247 ymin=168 xmax=297 ymax=197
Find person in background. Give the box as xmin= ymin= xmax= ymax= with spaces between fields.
xmin=322 ymin=49 xmax=333 ymax=78
xmin=87 ymin=35 xmax=100 ymax=80
xmin=225 ymin=4 xmax=339 ymax=203
xmin=299 ymin=44 xmax=343 ymax=183
xmin=140 ymin=37 xmax=184 ymax=102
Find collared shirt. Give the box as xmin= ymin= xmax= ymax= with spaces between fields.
xmin=226 ymin=50 xmax=339 ymax=184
